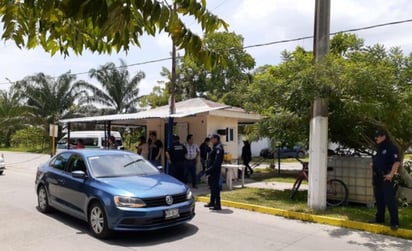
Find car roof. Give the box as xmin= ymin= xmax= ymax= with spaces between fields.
xmin=60 ymin=131 xmax=122 ymax=138
xmin=58 ymin=149 xmax=137 ymax=158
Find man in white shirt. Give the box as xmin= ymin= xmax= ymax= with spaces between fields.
xmin=184 ymin=134 xmax=200 ymax=188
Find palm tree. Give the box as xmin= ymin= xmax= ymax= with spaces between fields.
xmin=14 ymin=72 xmax=89 ymax=129
xmin=85 ymin=59 xmax=145 ymax=114
xmin=0 ymin=88 xmax=32 ymax=146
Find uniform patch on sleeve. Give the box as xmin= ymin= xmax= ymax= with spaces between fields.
xmin=217 ymin=149 xmax=221 ymax=154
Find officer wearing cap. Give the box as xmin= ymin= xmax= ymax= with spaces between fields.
xmin=370 ymin=129 xmax=401 ymax=230
xmin=205 ymin=133 xmax=224 ymax=210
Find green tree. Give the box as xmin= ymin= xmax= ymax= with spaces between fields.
xmin=0 ymin=0 xmax=227 ymax=67
xmin=0 ymin=87 xmax=31 ymax=147
xmin=83 ymin=59 xmax=145 ymax=114
xmin=244 ymin=47 xmax=315 ymax=147
xmin=14 ymin=72 xmax=88 ymax=130
xmin=143 ymin=32 xmax=255 ymax=107
xmin=245 ymin=34 xmax=412 ymax=187
xmin=11 ymin=126 xmax=47 ymax=151
xmin=139 ymin=80 xmax=169 ymax=108
xmin=246 ymin=37 xmax=412 ymax=150
xmin=178 ymin=32 xmax=255 ymax=105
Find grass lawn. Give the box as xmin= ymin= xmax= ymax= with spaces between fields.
xmin=0 ymin=147 xmax=50 ymax=154
xmin=217 ymin=165 xmax=412 ymax=230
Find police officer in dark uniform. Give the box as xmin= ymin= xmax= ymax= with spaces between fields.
xmin=205 ymin=133 xmax=224 ymax=211
xmin=166 ymin=135 xmax=187 ymax=182
xmin=370 ymin=129 xmax=401 ymax=230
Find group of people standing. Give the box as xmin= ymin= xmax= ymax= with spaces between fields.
xmin=165 ymin=134 xmax=209 ymax=189
xmin=166 ymin=133 xmax=225 ymax=211
xmin=136 ymin=131 xmax=163 ymax=167
xmin=136 ymin=132 xmax=225 ymax=211
xmin=165 ymin=133 xmax=226 ymax=210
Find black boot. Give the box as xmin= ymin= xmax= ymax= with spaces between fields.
xmin=204 ymin=203 xmax=215 ymax=208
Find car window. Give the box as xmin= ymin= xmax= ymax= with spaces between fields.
xmin=77 ymin=137 xmax=98 ymax=147
xmin=88 ymin=154 xmax=159 ymax=178
xmin=67 ymin=154 xmax=87 ymax=173
xmin=101 ymin=138 xmax=123 ymax=147
xmin=50 ymin=152 xmax=72 ymax=171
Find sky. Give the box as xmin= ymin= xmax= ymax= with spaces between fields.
xmin=1 ymin=0 xmax=412 ymax=95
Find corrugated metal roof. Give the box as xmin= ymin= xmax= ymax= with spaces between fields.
xmin=60 ymin=98 xmax=234 ymax=124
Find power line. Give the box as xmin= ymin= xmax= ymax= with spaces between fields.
xmin=244 ymin=18 xmax=412 ymax=49
xmin=71 ymin=57 xmax=174 ymax=77
xmin=1 ymin=18 xmax=412 ymax=86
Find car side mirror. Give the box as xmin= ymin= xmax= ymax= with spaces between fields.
xmin=157 ymin=166 xmax=163 ymax=172
xmin=72 ymin=170 xmax=87 ymax=179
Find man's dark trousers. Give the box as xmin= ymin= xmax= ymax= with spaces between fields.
xmin=185 ymin=159 xmax=197 ymax=187
xmin=209 ymin=174 xmax=221 ymax=208
xmin=373 ymin=174 xmax=399 ymax=225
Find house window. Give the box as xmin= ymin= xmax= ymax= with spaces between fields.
xmin=226 ymin=128 xmax=234 ymax=142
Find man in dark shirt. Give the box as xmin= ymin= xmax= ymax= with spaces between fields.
xmin=198 ymin=137 xmax=212 ymax=182
xmin=148 ymin=131 xmax=163 ymax=167
xmin=205 ymin=134 xmax=224 ymax=211
xmin=370 ymin=129 xmax=401 ymax=230
xmin=166 ymin=135 xmax=187 ymax=182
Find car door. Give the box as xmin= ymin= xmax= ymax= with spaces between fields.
xmin=46 ymin=152 xmax=72 ymax=206
xmin=58 ymin=154 xmax=90 ymax=219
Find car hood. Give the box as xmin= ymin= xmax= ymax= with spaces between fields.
xmin=96 ymin=173 xmax=188 ymax=197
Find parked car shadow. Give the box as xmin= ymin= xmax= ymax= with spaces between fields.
xmin=36 ymin=206 xmax=90 ymax=235
xmin=36 ymin=205 xmax=199 ymax=244
xmin=106 ymin=223 xmax=199 ymax=246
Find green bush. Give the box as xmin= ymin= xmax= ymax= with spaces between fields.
xmin=11 ymin=127 xmax=49 ymax=151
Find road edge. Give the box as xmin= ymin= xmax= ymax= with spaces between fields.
xmin=196 ymin=196 xmax=412 ymax=240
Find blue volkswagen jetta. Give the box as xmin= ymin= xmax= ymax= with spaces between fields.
xmin=35 ymin=149 xmax=195 ymax=238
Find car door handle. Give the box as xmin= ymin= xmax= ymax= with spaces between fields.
xmin=57 ymin=179 xmax=65 ymax=184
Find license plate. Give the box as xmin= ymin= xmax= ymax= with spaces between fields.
xmin=164 ymin=208 xmax=179 ymax=219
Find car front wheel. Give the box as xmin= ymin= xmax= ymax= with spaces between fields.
xmin=37 ymin=185 xmax=52 ymax=213
xmin=88 ymin=202 xmax=111 ymax=239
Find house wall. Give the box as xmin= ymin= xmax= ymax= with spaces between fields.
xmin=174 ymin=115 xmax=208 ymax=145
xmin=146 ymin=118 xmax=166 ymax=164
xmin=147 ymin=115 xmax=243 ymax=167
xmin=207 ymin=115 xmax=239 ymax=162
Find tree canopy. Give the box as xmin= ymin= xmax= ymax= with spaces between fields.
xmin=0 ymin=0 xmax=227 ymax=67
xmin=14 ymin=72 xmax=88 ymax=128
xmin=83 ymin=59 xmax=145 ymax=114
xmin=0 ymin=87 xmax=31 ymax=147
xmin=141 ymin=31 xmax=255 ymax=107
xmin=244 ymin=33 xmax=412 ymax=153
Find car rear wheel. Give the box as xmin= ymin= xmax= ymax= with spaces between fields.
xmin=37 ymin=185 xmax=52 ymax=213
xmin=0 ymin=171 xmax=3 ymax=175
xmin=88 ymin=202 xmax=111 ymax=239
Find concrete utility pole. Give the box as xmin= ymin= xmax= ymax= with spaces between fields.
xmin=308 ymin=0 xmax=330 ymax=210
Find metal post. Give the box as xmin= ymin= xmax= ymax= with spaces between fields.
xmin=166 ymin=2 xmax=177 ymax=174
xmin=67 ymin=123 xmax=71 ymax=150
xmin=166 ymin=117 xmax=174 ymax=174
xmin=308 ymin=0 xmax=330 ymax=210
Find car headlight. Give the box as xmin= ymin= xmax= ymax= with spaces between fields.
xmin=114 ymin=196 xmax=146 ymax=208
xmin=186 ymin=189 xmax=193 ymax=200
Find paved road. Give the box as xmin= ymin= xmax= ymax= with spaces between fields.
xmin=0 ymin=152 xmax=411 ymax=251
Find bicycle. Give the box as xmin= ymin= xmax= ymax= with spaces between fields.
xmin=290 ymin=158 xmax=349 ymax=207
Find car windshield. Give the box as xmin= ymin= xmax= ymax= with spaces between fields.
xmin=88 ymin=154 xmax=159 ymax=178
